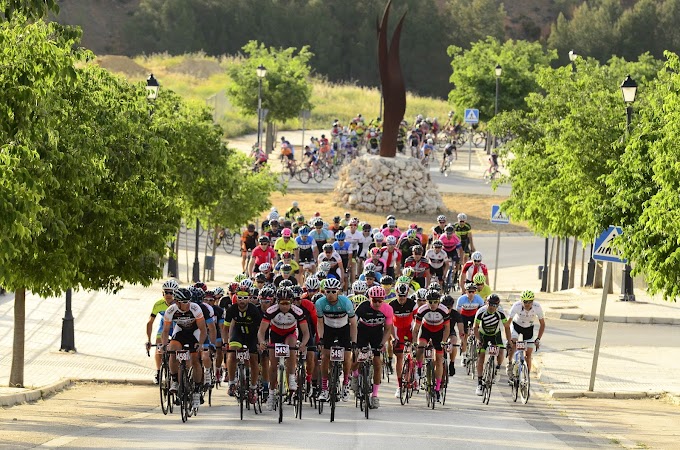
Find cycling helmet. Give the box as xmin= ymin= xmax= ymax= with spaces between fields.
xmin=282 ymin=228 xmax=292 ymax=237
xmin=279 ymin=279 xmax=294 ymax=288
xmin=311 ymin=292 xmax=324 ymax=303
xmin=362 ymin=223 xmax=372 ymax=232
xmin=465 ymin=282 xmax=477 ymax=292
xmin=386 ymin=235 xmax=397 ymax=245
xmin=457 ymin=213 xmax=467 ymax=221
xmin=272 ymin=206 xmax=279 ymax=212
xmin=213 ymin=287 xmax=225 ymax=297
xmin=313 ymin=218 xmax=324 ymax=227
xmin=520 ymin=290 xmax=535 ymax=301
xmin=397 ymin=276 xmax=411 ymax=284
xmin=406 ymin=229 xmax=417 ymax=238
xmin=189 ymin=286 xmax=205 ymax=303
xmin=437 ymin=215 xmax=447 ymax=223
xmin=381 ymin=275 xmax=394 ymax=285
xmin=367 ymin=285 xmax=386 ymax=299
xmin=324 ymin=278 xmax=342 ymax=290
xmin=333 ymin=216 xmax=341 ymax=223
xmin=239 ymin=279 xmax=253 ymax=290
xmin=258 ymin=236 xmax=270 ymax=244
xmin=260 ymin=286 xmax=276 ymax=299
xmin=228 ymin=282 xmax=239 ymax=293
xmin=281 ymin=251 xmax=293 ymax=259
xmin=299 ymin=226 xmax=310 ymax=236
xmin=162 ymin=279 xmax=179 ymax=291
xmin=387 ymin=218 xmax=397 ymax=227
xmin=234 ymin=273 xmax=248 ymax=282
xmin=291 ymin=285 xmax=303 ymax=299
xmin=395 ymin=283 xmax=410 ymax=296
xmin=433 ymin=239 xmax=443 ymax=248
xmin=292 ymin=201 xmax=299 ymax=208
xmin=444 ymin=225 xmax=455 ymax=233
xmin=472 ymin=251 xmax=482 ymax=262
xmin=426 ymin=290 xmax=440 ymax=301
xmin=269 ymin=219 xmax=279 ymax=227
xmin=315 ymin=271 xmax=327 ymax=280
xmin=416 ymin=288 xmax=429 ymax=300
xmin=441 ymin=294 xmax=455 ymax=308
xmin=349 ymin=218 xmax=359 ymax=226
xmin=487 ymin=294 xmax=501 ymax=305
xmin=364 ymin=270 xmax=376 ymax=279
xmin=205 ymin=290 xmax=215 ymax=300
xmin=374 ymin=233 xmax=385 ymax=243
xmin=352 ymin=294 xmax=368 ymax=304
xmin=269 ymin=211 xmax=279 ymax=221
xmin=249 ymin=287 xmax=260 ymax=297
xmin=322 ymin=243 xmax=334 ymax=252
xmin=427 ymin=138 xmax=434 ymax=144
xmin=412 ymin=245 xmax=424 ymax=255
xmin=281 ymin=264 xmax=293 ymax=274
xmin=295 ymin=214 xmax=305 ymax=222
xmin=473 ymin=273 xmax=486 ymax=284
xmin=335 ymin=231 xmax=346 ymax=241
xmin=194 ymin=281 xmax=207 ymax=292
xmin=319 ymin=261 xmax=332 ymax=273
xmin=364 ymin=263 xmax=377 ymax=272
xmin=259 ymin=263 xmax=272 ymax=272
xmin=321 ymin=134 xmax=326 ymax=138
xmin=305 ymin=277 xmax=320 ymax=291
xmin=255 ymin=272 xmax=267 ymax=282
xmin=386 ymin=215 xmax=396 ymax=221
xmin=277 ymin=287 xmax=293 ymax=301
xmin=352 ymin=280 xmax=368 ymax=294
xmin=402 ymin=267 xmax=415 ymax=278
xmin=174 ymin=288 xmax=191 ymax=302
xmin=428 ymin=281 xmax=441 ymax=292
xmin=371 ymin=247 xmax=381 ymax=256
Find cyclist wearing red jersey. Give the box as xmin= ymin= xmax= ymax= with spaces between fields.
xmin=389 ymin=282 xmax=417 ymax=398
xmin=248 ymin=236 xmax=278 ymax=276
xmin=403 ymin=245 xmax=431 ymax=288
xmin=459 ymin=251 xmax=488 ymax=294
xmin=413 ymin=290 xmax=450 ymax=402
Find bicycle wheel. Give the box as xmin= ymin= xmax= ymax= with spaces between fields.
xmin=363 ymin=368 xmax=370 ymax=419
xmin=206 ymin=233 xmax=214 ymax=250
xmin=312 ymin=168 xmax=324 ymax=183
xmin=223 ymin=231 xmax=235 ymax=254
xmin=238 ymin=365 xmax=245 ymax=420
xmin=297 ymin=168 xmax=311 ymax=184
xmin=428 ymin=362 xmax=435 ymax=410
xmin=278 ymin=365 xmax=285 ymax=423
xmin=179 ymin=367 xmax=189 ymax=422
xmin=295 ymin=365 xmax=304 ymax=419
xmin=207 ymin=368 xmax=214 ymax=407
xmin=511 ymin=363 xmax=519 ymax=403
xmin=329 ymin=363 xmax=338 ymax=422
xmin=159 ymin=362 xmax=169 ymax=415
xmin=519 ymin=361 xmax=530 ymax=404
xmin=441 ymin=359 xmax=449 ymax=406
xmin=483 ymin=361 xmax=493 ymax=405
xmin=399 ymin=359 xmax=409 ymax=405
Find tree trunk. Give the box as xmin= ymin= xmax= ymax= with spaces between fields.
xmin=9 ymin=287 xmax=26 ymax=388
xmin=569 ymin=238 xmax=577 ymax=288
xmin=547 ymin=237 xmax=555 ymax=293
xmin=580 ymin=245 xmax=585 ymax=287
xmin=594 ymin=261 xmax=603 ymax=289
xmin=553 ymin=237 xmax=561 ymax=293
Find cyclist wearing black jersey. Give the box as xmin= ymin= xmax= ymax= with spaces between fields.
xmin=224 ymin=290 xmax=262 ymax=400
xmin=454 ymin=213 xmax=475 ymax=264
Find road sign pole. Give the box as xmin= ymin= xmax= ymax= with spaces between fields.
xmin=589 ymin=261 xmax=612 ymax=392
xmin=493 ymin=227 xmax=501 ymax=290
xmin=468 ymin=125 xmax=473 ymax=171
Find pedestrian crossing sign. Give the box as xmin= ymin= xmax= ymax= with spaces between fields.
xmin=593 ymin=226 xmax=626 ymax=263
xmin=464 ymin=108 xmax=479 ymax=124
xmin=490 ymin=204 xmax=510 ymax=224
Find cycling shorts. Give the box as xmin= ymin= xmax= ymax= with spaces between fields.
xmin=445 ymin=250 xmax=460 ymax=263
xmin=430 ymin=266 xmax=444 ymax=281
xmin=269 ymin=329 xmax=298 ymax=345
xmin=322 ymin=324 xmax=351 ymax=350
xmin=478 ymin=332 xmax=505 ymax=353
xmin=461 ymin=315 xmax=475 ymax=334
xmin=511 ymin=323 xmax=534 ymax=341
xmin=357 ymin=325 xmax=383 ymax=356
xmin=170 ymin=328 xmax=200 ymax=353
xmin=418 ymin=328 xmax=445 ymax=353
xmin=228 ymin=328 xmax=258 ymax=353
xmin=393 ymin=328 xmax=413 ymax=354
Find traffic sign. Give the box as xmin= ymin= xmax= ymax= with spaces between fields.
xmin=490 ymin=204 xmax=510 ymax=224
xmin=592 ymin=226 xmax=626 ymax=263
xmin=464 ymin=108 xmax=479 ymax=124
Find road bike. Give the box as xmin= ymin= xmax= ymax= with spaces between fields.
xmin=201 ymin=346 xmax=216 ymax=407
xmin=421 ymin=342 xmax=437 ymax=409
xmin=440 ymin=153 xmax=453 ymax=177
xmin=156 ymin=345 xmax=174 ymax=415
xmin=272 ymin=343 xmax=298 ymax=423
xmin=398 ymin=340 xmax=417 ymax=405
xmin=207 ymin=227 xmax=239 ymax=254
xmin=171 ymin=346 xmax=196 ymax=422
xmin=233 ymin=347 xmax=258 ymax=419
xmin=441 ymin=342 xmax=455 ymax=406
xmin=481 ymin=342 xmax=500 ymax=405
xmin=355 ymin=346 xmax=373 ymax=419
xmin=509 ymin=339 xmax=532 ymax=404
xmin=483 ymin=164 xmax=500 ymax=183
xmin=292 ymin=348 xmax=306 ymax=420
xmin=464 ymin=332 xmax=478 ymax=378
xmin=381 ymin=348 xmax=391 ymax=383
xmin=321 ymin=344 xmax=345 ymax=422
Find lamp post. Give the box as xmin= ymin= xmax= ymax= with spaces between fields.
xmin=619 ymin=75 xmax=638 ymax=301
xmin=568 ymin=50 xmax=577 ymax=70
xmin=561 ymin=236 xmax=570 ymax=290
xmin=492 ymin=64 xmax=501 ymax=152
xmin=256 ymin=64 xmax=267 ymax=151
xmin=59 ymin=288 xmax=76 ymax=352
xmin=540 ymin=237 xmax=549 ymax=292
xmin=192 ymin=218 xmax=201 ymax=282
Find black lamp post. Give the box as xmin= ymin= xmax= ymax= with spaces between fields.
xmin=192 ymin=218 xmax=200 ymax=283
xmin=59 ymin=288 xmax=76 ymax=352
xmin=493 ymin=64 xmax=501 ymax=151
xmin=619 ymin=75 xmax=638 ymax=301
xmin=568 ymin=50 xmax=577 ymax=70
xmin=256 ymin=64 xmax=267 ymax=150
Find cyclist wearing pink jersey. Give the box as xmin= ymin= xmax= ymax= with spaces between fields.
xmin=381 ymin=217 xmax=401 ymax=240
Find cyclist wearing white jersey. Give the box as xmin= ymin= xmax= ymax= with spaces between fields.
xmin=506 ymin=290 xmax=545 ymax=375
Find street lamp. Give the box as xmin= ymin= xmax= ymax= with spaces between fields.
xmin=192 ymin=218 xmax=200 ymax=282
xmin=256 ymin=64 xmax=267 ymax=151
xmin=619 ymin=74 xmax=638 ymax=301
xmin=490 ymin=64 xmax=502 ymax=154
xmin=146 ymin=73 xmax=159 ymax=100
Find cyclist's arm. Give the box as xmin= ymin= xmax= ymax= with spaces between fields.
xmin=257 ymin=320 xmax=269 ymax=347
xmin=469 ymin=232 xmax=475 ymax=252
xmin=316 ymin=316 xmax=324 ymax=341
xmin=443 ymin=321 xmax=451 ymax=343
xmin=161 ymin=318 xmax=172 ymax=348
xmin=208 ymin=321 xmax=217 ymax=346
xmin=299 ymin=319 xmax=310 ymax=348
xmin=197 ymin=318 xmax=208 ymax=349
xmin=146 ymin=314 xmax=156 ymax=343
xmin=247 ymin=255 xmax=256 ymax=276
xmin=349 ymin=315 xmax=358 ymax=344
xmin=473 ymin=320 xmax=481 ymax=343
xmin=503 ymin=318 xmax=512 ymax=344
xmin=537 ymin=318 xmax=546 ymax=341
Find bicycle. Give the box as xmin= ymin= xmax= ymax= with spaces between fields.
xmin=483 ymin=164 xmax=500 ymax=183
xmin=170 ymin=346 xmax=195 ymax=423
xmin=355 ymin=346 xmax=373 ymax=418
xmin=441 ymin=342 xmax=455 ymax=406
xmin=207 ymin=228 xmax=238 ymax=254
xmin=381 ymin=348 xmax=391 ymax=383
xmin=481 ymin=342 xmax=500 ymax=405
xmin=155 ymin=344 xmax=174 ymax=415
xmin=440 ymin=153 xmax=453 ymax=177
xmin=232 ymin=347 xmax=255 ymax=420
xmin=420 ymin=342 xmax=436 ymax=409
xmin=464 ymin=332 xmax=478 ymax=379
xmin=398 ymin=340 xmax=417 ymax=405
xmin=292 ymin=348 xmax=306 ymax=420
xmin=202 ymin=346 xmax=216 ymax=407
xmin=323 ymin=344 xmax=345 ymax=422
xmin=272 ymin=343 xmax=298 ymax=423
xmin=509 ymin=338 xmax=532 ymax=404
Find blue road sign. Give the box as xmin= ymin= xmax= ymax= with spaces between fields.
xmin=464 ymin=109 xmax=479 ymax=124
xmin=593 ymin=226 xmax=626 ymax=263
xmin=490 ymin=204 xmax=510 ymax=224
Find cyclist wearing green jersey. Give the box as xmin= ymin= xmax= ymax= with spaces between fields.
xmin=455 ymin=213 xmax=475 ymax=264
xmin=473 ymin=273 xmax=492 ymax=299
xmin=146 ymin=279 xmax=177 ymax=384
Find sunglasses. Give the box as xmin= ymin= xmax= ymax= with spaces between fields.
xmin=488 ymin=303 xmax=500 ymax=307
xmin=178 ymin=300 xmax=190 ymax=304
xmin=163 ymin=290 xmax=174 ymax=295
xmin=476 ymin=283 xmax=484 ymax=286
xmin=523 ymin=300 xmax=534 ymax=304
xmin=279 ymin=301 xmax=292 ymax=306
xmin=325 ymin=290 xmax=338 ymax=294
xmin=260 ymin=243 xmax=269 ymax=246
xmin=439 ymin=220 xmax=446 ymax=223
xmin=261 ymin=299 xmax=272 ymax=303
xmin=428 ymin=300 xmax=439 ymax=304
xmin=467 ymin=290 xmax=476 ymax=293
xmin=371 ymin=298 xmax=384 ymax=302
xmin=417 ymin=299 xmax=427 ymax=303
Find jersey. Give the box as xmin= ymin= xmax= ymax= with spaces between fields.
xmin=309 ymin=228 xmax=334 ymax=252
xmin=390 ymin=298 xmax=417 ymax=330
xmin=380 ymin=247 xmax=401 ymax=270
xmin=263 ymin=304 xmax=307 ymax=336
xmin=224 ymin=302 xmax=262 ymax=336
xmin=164 ymin=303 xmax=204 ymax=332
xmin=273 ymin=275 xmax=299 ymax=287
xmin=252 ymin=246 xmax=278 ymax=268
xmin=295 ymin=235 xmax=315 ymax=263
xmin=274 ymin=237 xmax=298 ymax=254
xmin=415 ymin=303 xmax=450 ymax=333
xmin=456 ymin=294 xmax=485 ymax=318
xmin=151 ymin=298 xmax=172 ymax=335
xmin=454 ymin=222 xmax=472 ymax=244
xmin=439 ymin=233 xmax=462 ymax=254
xmin=424 ymin=249 xmax=448 ymax=269
xmin=477 ymin=283 xmax=492 ymax=300
xmin=365 ymin=256 xmax=387 ymax=274
xmin=398 ymin=238 xmax=419 ymax=264
xmin=355 ymin=300 xmax=394 ymax=329
xmin=297 ymin=298 xmax=319 ymax=337
xmin=381 ymin=227 xmax=401 ymax=240
xmin=345 ymin=229 xmax=363 ymax=255
xmin=333 ymin=241 xmax=352 ymax=267
xmin=315 ymin=295 xmax=355 ymax=328
xmin=508 ymin=301 xmax=544 ymax=328
xmin=475 ymin=307 xmax=507 ymax=336
xmin=403 ymin=256 xmax=431 ymax=278
xmin=461 ymin=261 xmax=489 ymax=283
xmin=357 ymin=232 xmax=374 ymax=258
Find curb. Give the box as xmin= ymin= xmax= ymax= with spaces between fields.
xmin=0 ymin=378 xmax=153 ymax=407
xmin=543 ymin=310 xmax=680 ymax=325
xmin=549 ymin=389 xmax=665 ymax=400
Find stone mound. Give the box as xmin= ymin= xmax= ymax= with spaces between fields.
xmin=166 ymin=59 xmax=223 ymax=79
xmin=95 ymin=55 xmax=149 ymax=77
xmin=334 ymin=154 xmax=446 ymax=214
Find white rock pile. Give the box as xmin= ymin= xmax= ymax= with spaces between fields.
xmin=333 ymin=154 xmax=446 ymax=214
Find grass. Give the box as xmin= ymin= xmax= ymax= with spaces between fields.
xmin=120 ymin=53 xmax=449 ymax=138
xmin=266 ymin=191 xmax=529 ymax=234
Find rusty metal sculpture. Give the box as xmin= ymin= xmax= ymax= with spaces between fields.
xmin=377 ymin=0 xmax=407 ymax=158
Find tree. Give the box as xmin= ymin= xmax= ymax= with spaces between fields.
xmin=447 ymin=37 xmax=556 ymax=121
xmin=227 ymin=40 xmax=313 ymax=123
xmin=1 ymin=0 xmax=58 ymax=20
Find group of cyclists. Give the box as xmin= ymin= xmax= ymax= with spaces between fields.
xmin=146 ymin=205 xmax=546 ymax=418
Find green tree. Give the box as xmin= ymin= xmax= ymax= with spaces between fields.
xmin=1 ymin=0 xmax=58 ymax=20
xmin=446 ymin=0 xmax=506 ymax=47
xmin=447 ymin=37 xmax=556 ymax=121
xmin=227 ymin=40 xmax=313 ymax=123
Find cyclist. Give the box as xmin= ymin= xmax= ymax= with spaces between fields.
xmin=339 ymin=212 xmax=352 ymax=228
xmin=257 ymin=286 xmax=276 ymax=399
xmin=274 ymin=251 xmax=299 ymax=278
xmin=224 ymin=287 xmax=262 ymax=401
xmin=381 ymin=235 xmax=402 ymax=278
xmin=285 ymin=201 xmax=301 ymax=220
xmin=506 ymin=290 xmax=545 ymax=376
xmin=240 ymin=224 xmax=258 ymax=273
xmin=350 ymin=280 xmax=369 ymax=309
xmin=441 ymin=294 xmax=465 ymax=376
xmin=162 ymin=288 xmax=208 ymax=409
xmin=146 ymin=279 xmax=177 ymax=384
xmin=460 ymin=251 xmax=488 ymax=294
xmin=400 ymin=268 xmax=421 ymax=292
xmin=344 ymin=218 xmax=364 ymax=284
xmin=381 ymin=218 xmax=401 ymax=240
xmin=430 ymin=215 xmax=448 ymax=241
xmin=273 ymin=264 xmax=298 ymax=287
xmin=291 ymin=285 xmax=319 ymax=394
xmin=440 ymin=142 xmax=457 ymax=172
xmin=397 ymin=229 xmax=419 ymax=265
xmin=357 ymin=223 xmax=374 ymax=265
xmin=390 ymin=282 xmax=417 ymax=398
xmin=473 ymin=273 xmax=492 ymax=299
xmin=413 ymin=290 xmax=450 ymax=402
xmin=425 ymin=240 xmax=449 ymax=285
xmin=295 ymin=226 xmax=316 ymax=283
xmin=319 ymin=243 xmax=345 ymax=285
xmin=316 ymin=278 xmax=357 ymax=402
xmin=333 ymin=231 xmax=352 ymax=290
xmin=456 ymin=283 xmax=485 ymax=364
xmin=273 ymin=227 xmax=298 ymax=256
xmin=474 ymin=294 xmax=511 ymax=396
xmin=403 ymin=245 xmax=431 ymax=288
xmin=189 ymin=287 xmax=217 ymax=390
xmin=248 ymin=236 xmax=278 ymax=276
xmin=367 ymin=247 xmax=387 ymax=275
xmin=309 ymin=219 xmax=334 ymax=253
xmin=204 ymin=290 xmax=225 ymax=386
xmin=351 ymin=285 xmax=394 ymax=409
xmin=257 ymin=286 xmax=309 ymax=411
xmin=454 ymin=213 xmax=475 ymax=264
xmin=292 ymin=215 xmax=307 ymax=235
xmin=421 ymin=138 xmax=435 ymax=164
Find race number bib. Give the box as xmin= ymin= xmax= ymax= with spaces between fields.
xmin=275 ymin=343 xmax=290 ymax=358
xmin=330 ymin=346 xmax=345 ymax=362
